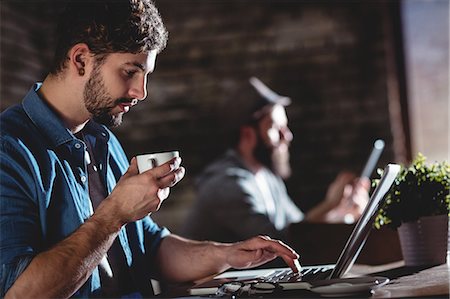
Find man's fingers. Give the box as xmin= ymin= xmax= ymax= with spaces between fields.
xmin=228 ymin=236 xmax=302 ymax=273
xmin=138 ymin=157 xmax=184 ymax=186
xmin=336 ymin=171 xmax=353 ymax=182
xmin=140 ymin=157 xmax=181 ymax=178
xmin=124 ymin=157 xmax=139 ymax=178
xmin=278 ymin=254 xmax=302 ymax=273
xmin=245 ymin=236 xmax=299 ymax=261
xmin=157 ymin=188 xmax=170 ymax=201
xmin=158 ymin=166 xmax=185 ymax=187
xmin=170 ymin=166 xmax=186 ymax=186
xmin=358 ymin=177 xmax=371 ymax=190
xmin=266 ymin=238 xmax=298 ymax=259
xmin=248 ymin=237 xmax=301 ymax=273
xmin=155 ymin=157 xmax=182 ymax=177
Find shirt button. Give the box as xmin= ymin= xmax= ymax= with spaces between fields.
xmin=80 ymin=175 xmax=87 ymax=183
xmin=74 ymin=143 xmax=82 ymax=149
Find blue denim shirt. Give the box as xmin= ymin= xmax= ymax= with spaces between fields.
xmin=0 ymin=84 xmax=170 ymax=297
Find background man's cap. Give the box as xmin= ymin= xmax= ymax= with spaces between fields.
xmin=249 ymin=77 xmax=291 ymax=108
xmin=228 ymin=77 xmax=291 ymax=127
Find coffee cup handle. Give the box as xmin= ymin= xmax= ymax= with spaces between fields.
xmin=149 ymin=158 xmax=157 ymax=168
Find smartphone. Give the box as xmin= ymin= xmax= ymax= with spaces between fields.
xmin=360 ymin=139 xmax=385 ymax=178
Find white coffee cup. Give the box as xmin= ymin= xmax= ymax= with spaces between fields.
xmin=136 ymin=151 xmax=180 ymax=173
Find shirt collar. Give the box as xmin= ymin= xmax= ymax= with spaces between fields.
xmin=22 ymin=83 xmax=109 ymax=148
xmin=226 ymin=149 xmax=249 ymax=170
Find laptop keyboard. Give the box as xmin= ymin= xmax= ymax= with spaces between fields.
xmin=264 ymin=265 xmax=334 ymax=283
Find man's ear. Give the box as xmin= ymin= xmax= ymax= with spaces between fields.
xmin=67 ymin=43 xmax=92 ymax=76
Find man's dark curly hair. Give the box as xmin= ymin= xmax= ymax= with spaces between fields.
xmin=50 ymin=0 xmax=168 ymax=74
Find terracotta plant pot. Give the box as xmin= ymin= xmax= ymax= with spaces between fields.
xmin=397 ymin=215 xmax=449 ymax=266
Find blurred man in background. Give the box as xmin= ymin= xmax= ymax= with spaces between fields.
xmin=183 ymin=77 xmax=370 ymax=243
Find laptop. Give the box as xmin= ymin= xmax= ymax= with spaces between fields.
xmin=190 ymin=163 xmax=400 ymax=295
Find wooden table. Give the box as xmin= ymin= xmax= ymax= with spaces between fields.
xmin=163 ymin=260 xmax=449 ymax=298
xmin=348 ymin=261 xmax=449 ymax=298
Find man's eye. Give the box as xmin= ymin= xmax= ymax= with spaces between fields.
xmin=125 ymin=70 xmax=137 ymax=77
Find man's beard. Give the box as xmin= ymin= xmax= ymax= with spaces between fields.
xmin=254 ymin=130 xmax=292 ymax=179
xmin=83 ymin=66 xmax=130 ymax=128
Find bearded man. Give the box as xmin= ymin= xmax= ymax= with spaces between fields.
xmin=183 ymin=77 xmax=370 ymax=243
xmin=0 ymin=2 xmax=301 ymax=298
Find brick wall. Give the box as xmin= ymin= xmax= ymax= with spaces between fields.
xmin=0 ymin=0 xmax=408 ymax=232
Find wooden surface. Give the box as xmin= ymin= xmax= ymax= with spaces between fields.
xmin=350 ymin=261 xmax=450 ymax=298
xmin=165 ymin=261 xmax=449 ymax=298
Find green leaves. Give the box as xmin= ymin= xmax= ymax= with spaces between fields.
xmin=373 ymin=153 xmax=450 ymax=229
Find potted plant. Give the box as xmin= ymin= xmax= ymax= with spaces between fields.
xmin=373 ymin=153 xmax=450 ymax=266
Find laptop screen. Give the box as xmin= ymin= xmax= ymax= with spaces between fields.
xmin=330 ymin=163 xmax=400 ymax=278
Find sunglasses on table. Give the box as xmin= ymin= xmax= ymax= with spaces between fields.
xmin=215 ymin=281 xmax=280 ymax=298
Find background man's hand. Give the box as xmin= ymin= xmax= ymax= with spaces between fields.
xmin=324 ymin=173 xmax=370 ymax=223
xmin=324 ymin=171 xmax=355 ymax=209
xmin=306 ymin=171 xmax=370 ymax=223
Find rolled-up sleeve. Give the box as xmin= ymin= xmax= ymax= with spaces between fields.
xmin=0 ymin=140 xmax=40 ymax=296
xmin=0 ymin=256 xmax=34 ymax=297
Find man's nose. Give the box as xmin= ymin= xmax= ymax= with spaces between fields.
xmin=281 ymin=127 xmax=293 ymax=143
xmin=128 ymin=76 xmax=148 ymax=101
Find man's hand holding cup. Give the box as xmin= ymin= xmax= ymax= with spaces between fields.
xmin=106 ymin=150 xmax=185 ymax=225
xmin=137 ymin=151 xmax=185 ymax=200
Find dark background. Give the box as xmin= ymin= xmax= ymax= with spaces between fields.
xmin=0 ymin=0 xmax=411 ymax=232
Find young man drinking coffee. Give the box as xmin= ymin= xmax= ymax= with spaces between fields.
xmin=0 ymin=1 xmax=300 ymax=297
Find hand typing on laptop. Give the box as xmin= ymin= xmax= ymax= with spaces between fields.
xmin=154 ymin=234 xmax=301 ymax=285
xmin=223 ymin=235 xmax=301 ymax=273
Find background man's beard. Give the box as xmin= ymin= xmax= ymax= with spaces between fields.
xmin=83 ymin=67 xmax=123 ymax=128
xmin=254 ymin=132 xmax=292 ymax=179
xmin=272 ymin=145 xmax=292 ymax=179
xmin=254 ymin=136 xmax=274 ymax=171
